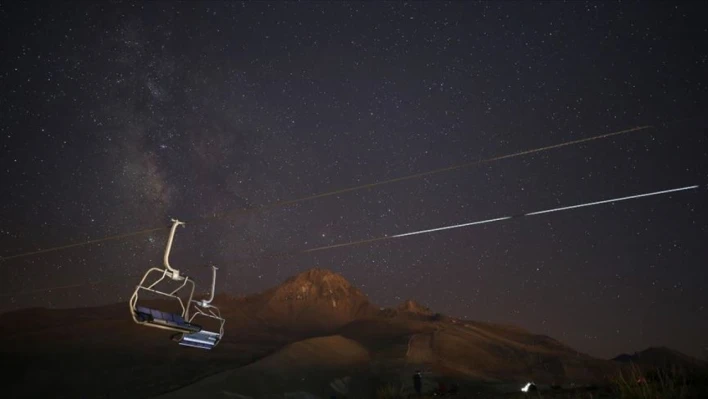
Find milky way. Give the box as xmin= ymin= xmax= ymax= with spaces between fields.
xmin=1 ymin=1 xmax=707 ymax=359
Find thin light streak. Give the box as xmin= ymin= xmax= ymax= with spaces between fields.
xmin=391 ymin=216 xmax=513 ymax=238
xmin=389 ymin=184 xmax=699 ymax=241
xmin=524 ymin=185 xmax=700 ymax=216
xmin=0 ymin=125 xmax=653 ymax=262
xmin=2 ymin=184 xmax=699 ymax=298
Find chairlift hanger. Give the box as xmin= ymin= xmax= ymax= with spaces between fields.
xmin=173 ymin=265 xmax=226 ymax=350
xmin=128 ymin=219 xmax=202 ymax=334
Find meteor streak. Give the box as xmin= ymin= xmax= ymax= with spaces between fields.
xmin=524 ymin=185 xmax=699 ymax=216
xmin=391 ymin=216 xmax=513 ymax=238
xmin=303 ymin=184 xmax=699 ymax=253
xmin=3 ymin=184 xmax=700 ymax=298
xmin=390 ymin=184 xmax=699 ymax=240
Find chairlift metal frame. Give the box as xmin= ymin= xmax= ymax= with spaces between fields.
xmin=129 ymin=219 xmax=199 ymax=333
xmin=174 ymin=265 xmax=226 ymax=350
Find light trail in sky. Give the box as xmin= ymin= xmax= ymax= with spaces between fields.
xmin=389 ymin=184 xmax=700 ymax=239
xmin=3 ymin=184 xmax=700 ymax=298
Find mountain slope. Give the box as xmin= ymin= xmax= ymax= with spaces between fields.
xmin=0 ymin=267 xmax=672 ymax=399
xmin=153 ymin=335 xmax=372 ymax=399
xmin=613 ymin=346 xmax=708 ymax=371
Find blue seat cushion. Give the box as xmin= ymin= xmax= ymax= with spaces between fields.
xmin=135 ymin=306 xmax=201 ymax=333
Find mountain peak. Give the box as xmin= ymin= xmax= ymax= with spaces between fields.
xmin=274 ymin=268 xmax=359 ymax=297
xmin=292 ymin=267 xmax=351 ymax=285
xmin=255 ymin=268 xmax=377 ymax=334
xmin=264 ymin=268 xmax=371 ymax=309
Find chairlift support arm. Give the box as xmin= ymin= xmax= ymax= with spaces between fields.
xmin=199 ymin=265 xmax=218 ymax=307
xmin=164 ymin=218 xmax=185 ymax=277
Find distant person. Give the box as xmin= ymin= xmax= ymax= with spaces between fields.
xmin=413 ymin=370 xmax=422 ymax=396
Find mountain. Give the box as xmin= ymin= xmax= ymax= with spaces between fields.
xmin=613 ymin=353 xmax=634 ymax=363
xmin=0 ymin=267 xmax=650 ymax=398
xmin=242 ymin=268 xmax=379 ymax=335
xmin=612 ymin=347 xmax=708 ymax=371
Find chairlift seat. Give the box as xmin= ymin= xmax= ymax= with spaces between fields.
xmin=134 ymin=306 xmax=202 ymax=333
xmin=179 ymin=340 xmax=215 ymax=350
xmin=178 ymin=329 xmax=220 ymax=350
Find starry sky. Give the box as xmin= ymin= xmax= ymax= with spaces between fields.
xmin=1 ymin=1 xmax=707 ymax=360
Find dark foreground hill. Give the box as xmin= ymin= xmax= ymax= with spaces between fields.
xmin=1 ymin=268 xmax=699 ymax=398
xmin=612 ymin=346 xmax=708 ymax=383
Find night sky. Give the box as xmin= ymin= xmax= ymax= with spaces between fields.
xmin=1 ymin=1 xmax=707 ymax=360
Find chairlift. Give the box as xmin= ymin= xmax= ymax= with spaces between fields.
xmin=129 ymin=219 xmax=201 ymax=334
xmin=173 ymin=265 xmax=226 ymax=350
